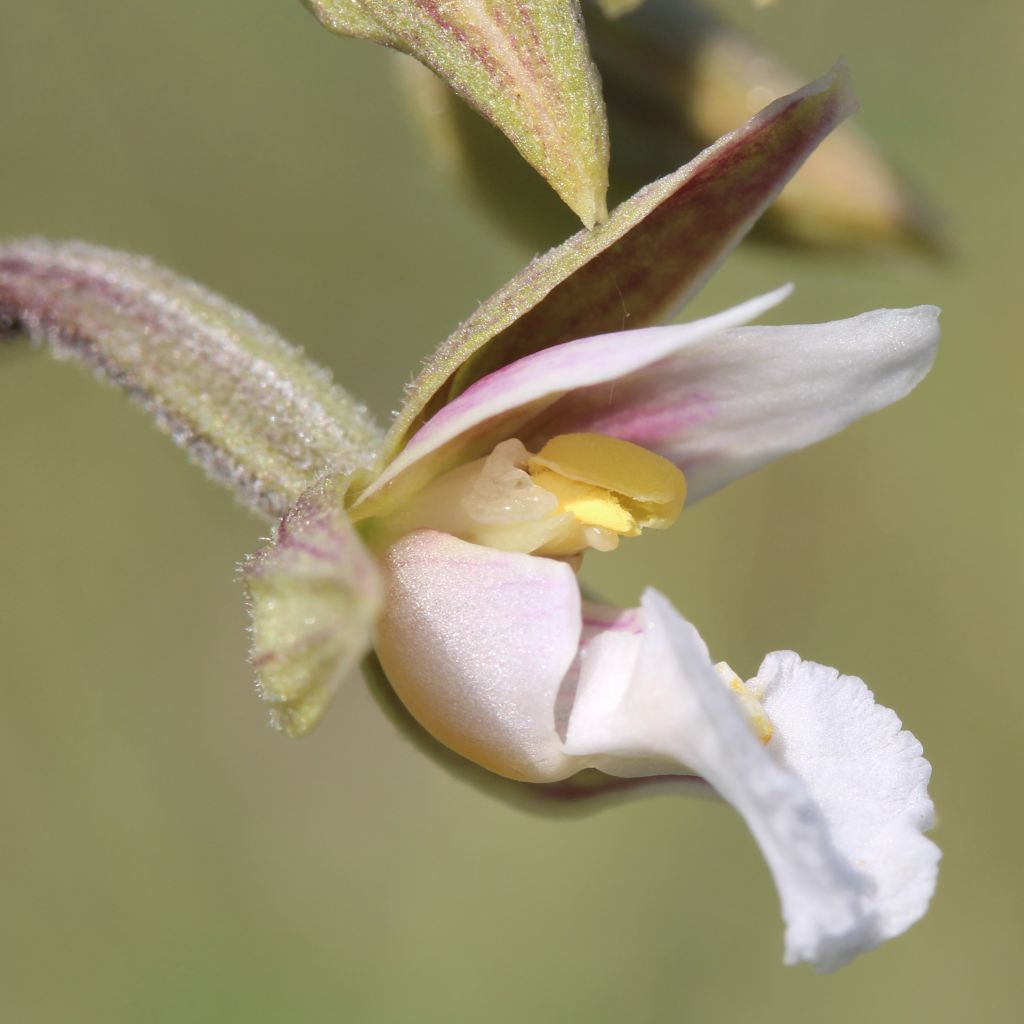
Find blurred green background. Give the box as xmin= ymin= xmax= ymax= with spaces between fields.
xmin=1 ymin=1 xmax=1020 ymax=1020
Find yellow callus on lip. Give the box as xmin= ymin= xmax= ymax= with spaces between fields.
xmin=715 ymin=662 xmax=773 ymax=744
xmin=528 ymin=432 xmax=687 ymax=533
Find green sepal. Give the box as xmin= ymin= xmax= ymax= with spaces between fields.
xmin=384 ymin=64 xmax=855 ymax=457
xmin=246 ymin=476 xmax=383 ymax=737
xmin=303 ymin=0 xmax=610 ymax=227
xmin=0 ymin=240 xmax=382 ymax=519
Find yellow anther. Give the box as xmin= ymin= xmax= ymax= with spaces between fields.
xmin=528 ymin=433 xmax=686 ymax=531
xmin=715 ymin=662 xmax=773 ymax=744
xmin=364 ymin=433 xmax=686 ymax=562
xmin=529 ymin=468 xmax=639 ymax=537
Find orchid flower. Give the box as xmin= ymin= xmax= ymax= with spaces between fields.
xmin=0 ymin=68 xmax=939 ymax=970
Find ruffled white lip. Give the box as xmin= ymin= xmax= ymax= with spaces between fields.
xmin=566 ymin=591 xmax=939 ymax=971
xmin=754 ymin=650 xmax=939 ymax=965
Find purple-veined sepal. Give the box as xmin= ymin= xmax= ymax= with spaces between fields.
xmin=245 ymin=475 xmax=383 ymax=737
xmin=384 ymin=64 xmax=856 ymax=455
xmin=0 ymin=240 xmax=382 ymax=519
xmin=303 ymin=0 xmax=609 ymax=227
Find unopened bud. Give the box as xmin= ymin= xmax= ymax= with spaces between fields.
xmin=591 ymin=0 xmax=941 ymax=253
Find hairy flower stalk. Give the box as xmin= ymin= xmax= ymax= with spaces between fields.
xmin=2 ymin=69 xmax=940 ymax=970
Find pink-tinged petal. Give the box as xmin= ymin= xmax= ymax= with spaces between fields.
xmin=532 ymin=305 xmax=940 ymax=501
xmin=375 ymin=530 xmax=582 ymax=782
xmin=363 ymin=649 xmax=709 ymax=815
xmin=563 ymin=590 xmax=938 ymax=969
xmin=351 ymin=287 xmax=790 ymax=519
xmin=555 ymin=601 xmax=646 ymax=740
xmin=385 ymin=65 xmax=854 ymax=454
xmin=754 ymin=652 xmax=939 ymax=961
xmin=245 ymin=476 xmax=383 ymax=737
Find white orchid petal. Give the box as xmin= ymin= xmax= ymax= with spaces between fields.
xmin=375 ymin=530 xmax=580 ymax=783
xmin=352 ymin=287 xmax=792 ymax=519
xmin=564 ymin=589 xmax=937 ymax=969
xmin=536 ymin=306 xmax=940 ymax=502
xmin=755 ymin=651 xmax=940 ymax=956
